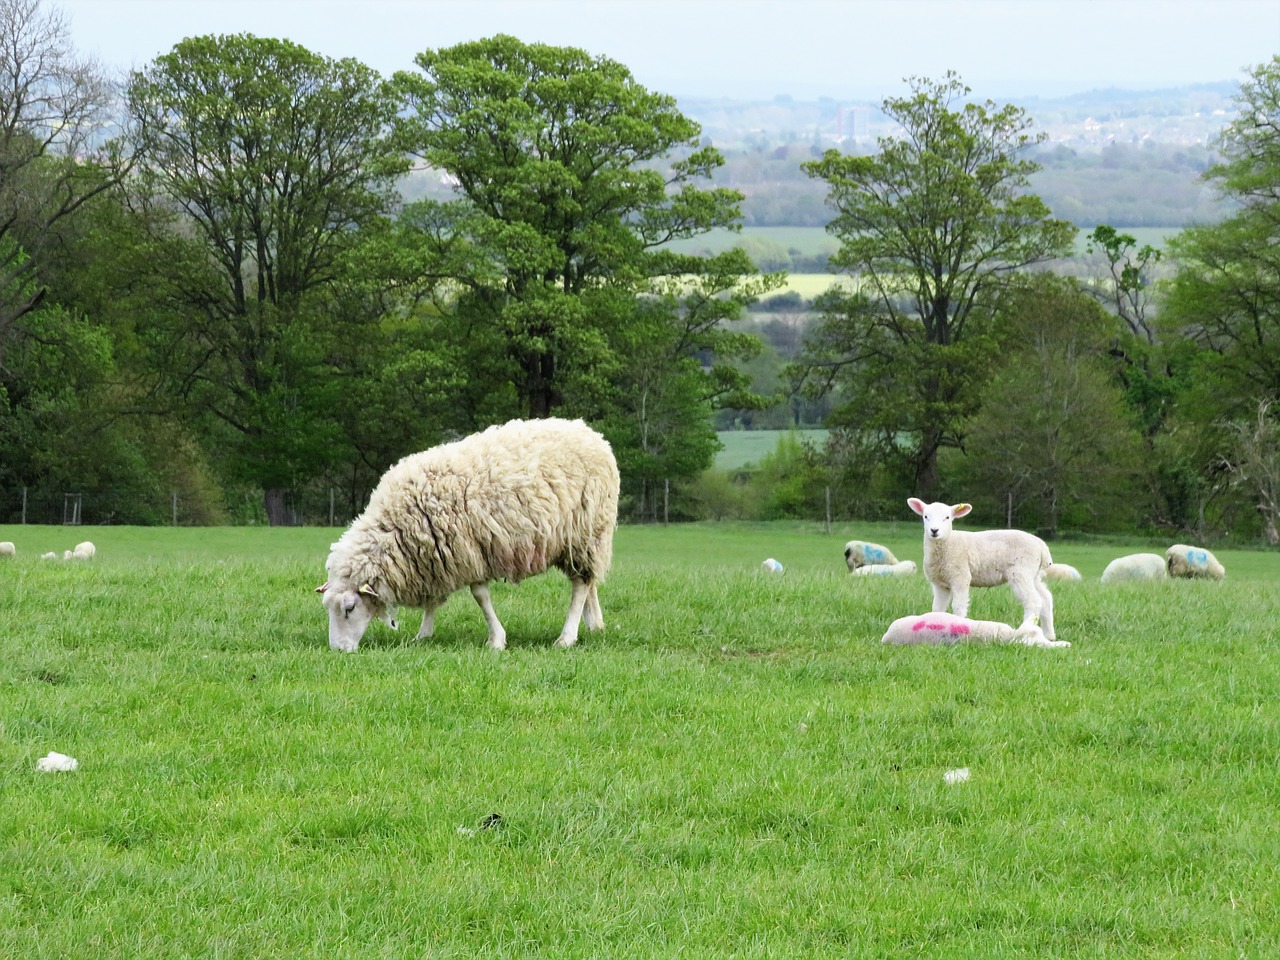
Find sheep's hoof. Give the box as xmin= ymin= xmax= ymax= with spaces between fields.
xmin=487 ymin=636 xmax=507 ymax=651
xmin=554 ymin=635 xmax=577 ymax=649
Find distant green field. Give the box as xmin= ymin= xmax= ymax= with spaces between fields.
xmin=716 ymin=429 xmax=829 ymax=469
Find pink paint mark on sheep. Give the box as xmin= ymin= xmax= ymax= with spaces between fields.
xmin=912 ymin=619 xmax=949 ymax=632
xmin=949 ymin=623 xmax=971 ymax=636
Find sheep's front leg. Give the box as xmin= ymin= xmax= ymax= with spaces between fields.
xmin=949 ymin=580 xmax=972 ymax=619
xmin=555 ymin=578 xmax=592 ymax=649
xmin=930 ymin=581 xmax=953 ymax=614
xmin=470 ymin=582 xmax=506 ymax=650
xmin=416 ymin=598 xmax=445 ymax=640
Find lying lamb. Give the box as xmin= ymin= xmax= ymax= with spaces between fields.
xmin=1100 ymin=553 xmax=1167 ymax=583
xmin=319 ymin=417 xmax=620 ymax=652
xmin=1165 ymin=544 xmax=1225 ymax=580
xmin=843 ymin=539 xmax=898 ymax=571
xmin=907 ymin=498 xmax=1057 ymax=641
xmin=1045 ymin=562 xmax=1082 ymax=581
xmin=852 ymin=560 xmax=917 ymax=576
xmin=881 ymin=612 xmax=1070 ymax=649
xmin=0 ymin=541 xmax=14 ymax=557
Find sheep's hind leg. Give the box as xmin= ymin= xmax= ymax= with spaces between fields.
xmin=470 ymin=582 xmax=506 ymax=650
xmin=583 ymin=581 xmax=605 ymax=632
xmin=1007 ymin=575 xmax=1044 ymax=634
xmin=1035 ymin=579 xmax=1056 ymax=640
xmin=555 ymin=578 xmax=592 ymax=649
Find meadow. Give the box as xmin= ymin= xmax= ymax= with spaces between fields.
xmin=2 ymin=521 xmax=1278 ymax=958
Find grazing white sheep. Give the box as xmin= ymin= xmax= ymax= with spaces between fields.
xmin=71 ymin=541 xmax=95 ymax=560
xmin=318 ymin=418 xmax=620 ymax=652
xmin=1045 ymin=562 xmax=1082 ymax=581
xmin=40 ymin=551 xmax=57 ymax=560
xmin=843 ymin=539 xmax=898 ymax=571
xmin=1100 ymin=553 xmax=1167 ymax=583
xmin=907 ymin=498 xmax=1057 ymax=641
xmin=881 ymin=612 xmax=1070 ymax=649
xmin=0 ymin=541 xmax=14 ymax=557
xmin=852 ymin=560 xmax=918 ymax=576
xmin=1165 ymin=544 xmax=1225 ymax=580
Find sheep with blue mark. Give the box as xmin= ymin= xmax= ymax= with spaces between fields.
xmin=1165 ymin=544 xmax=1225 ymax=580
xmin=843 ymin=539 xmax=898 ymax=572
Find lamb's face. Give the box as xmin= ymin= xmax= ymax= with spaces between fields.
xmin=908 ymin=498 xmax=969 ymax=541
xmin=317 ymin=581 xmax=386 ymax=652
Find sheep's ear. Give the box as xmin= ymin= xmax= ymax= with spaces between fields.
xmin=358 ymin=583 xmax=379 ymax=599
xmin=907 ymin=497 xmax=926 ymax=516
xmin=952 ymin=503 xmax=973 ymax=518
xmin=315 ymin=581 xmax=329 ymax=594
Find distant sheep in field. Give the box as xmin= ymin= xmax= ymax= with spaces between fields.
xmin=1100 ymin=553 xmax=1167 ymax=583
xmin=1165 ymin=544 xmax=1225 ymax=580
xmin=1045 ymin=563 xmax=1082 ymax=581
xmin=843 ymin=539 xmax=898 ymax=571
xmin=881 ymin=612 xmax=1070 ymax=649
xmin=62 ymin=541 xmax=95 ymax=560
xmin=852 ymin=560 xmax=917 ymax=576
xmin=0 ymin=541 xmax=14 ymax=557
xmin=40 ymin=551 xmax=57 ymax=560
xmin=908 ymin=498 xmax=1057 ymax=641
xmin=318 ymin=418 xmax=620 ymax=652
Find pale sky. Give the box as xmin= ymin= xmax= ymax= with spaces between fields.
xmin=56 ymin=0 xmax=1279 ymax=101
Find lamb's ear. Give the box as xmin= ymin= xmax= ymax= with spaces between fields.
xmin=952 ymin=503 xmax=973 ymax=518
xmin=358 ymin=583 xmax=379 ymax=599
xmin=315 ymin=581 xmax=329 ymax=594
xmin=907 ymin=497 xmax=927 ymax=516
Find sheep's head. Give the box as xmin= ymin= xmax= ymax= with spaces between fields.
xmin=907 ymin=498 xmax=972 ymax=541
xmin=316 ymin=580 xmax=395 ymax=652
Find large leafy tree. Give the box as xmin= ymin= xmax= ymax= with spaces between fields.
xmin=1164 ymin=57 xmax=1280 ymax=410
xmin=392 ymin=35 xmax=775 ymax=467
xmin=125 ymin=34 xmax=408 ymax=523
xmin=798 ymin=73 xmax=1076 ymax=498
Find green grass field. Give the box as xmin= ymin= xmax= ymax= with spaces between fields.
xmin=716 ymin=428 xmax=829 ymax=468
xmin=2 ymin=522 xmax=1278 ymax=957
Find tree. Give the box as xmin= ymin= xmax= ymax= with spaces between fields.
xmin=0 ymin=0 xmax=129 ymax=366
xmin=957 ymin=277 xmax=1146 ymax=536
xmin=797 ymin=73 xmax=1076 ymax=498
xmin=1164 ymin=57 xmax=1280 ymax=409
xmin=392 ymin=35 xmax=772 ymax=446
xmin=125 ymin=34 xmax=407 ymax=524
xmin=1221 ymin=398 xmax=1280 ymax=544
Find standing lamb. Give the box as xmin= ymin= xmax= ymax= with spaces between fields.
xmin=1165 ymin=544 xmax=1226 ymax=580
xmin=318 ymin=418 xmax=620 ymax=652
xmin=907 ymin=498 xmax=1057 ymax=641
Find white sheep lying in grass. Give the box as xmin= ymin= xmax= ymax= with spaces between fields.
xmin=852 ymin=560 xmax=917 ymax=576
xmin=1165 ymin=544 xmax=1225 ymax=580
xmin=1045 ymin=562 xmax=1082 ymax=581
xmin=0 ymin=541 xmax=14 ymax=557
xmin=40 ymin=551 xmax=57 ymax=560
xmin=319 ymin=418 xmax=620 ymax=652
xmin=881 ymin=612 xmax=1070 ymax=649
xmin=63 ymin=541 xmax=95 ymax=560
xmin=843 ymin=539 xmax=898 ymax=571
xmin=907 ymin=498 xmax=1057 ymax=641
xmin=1100 ymin=553 xmax=1167 ymax=583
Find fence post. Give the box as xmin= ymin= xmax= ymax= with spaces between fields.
xmin=1007 ymin=492 xmax=1013 ymax=528
xmin=663 ymin=478 xmax=669 ymax=527
xmin=825 ymin=486 xmax=832 ymax=535
xmin=21 ymin=486 xmax=27 ymax=525
xmin=172 ymin=491 xmax=178 ymax=526
xmin=329 ymin=487 xmax=335 ymax=527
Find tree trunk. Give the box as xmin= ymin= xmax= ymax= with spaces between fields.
xmin=263 ymin=488 xmax=295 ymax=527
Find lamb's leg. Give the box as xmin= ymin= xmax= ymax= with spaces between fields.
xmin=470 ymin=582 xmax=506 ymax=650
xmin=1035 ymin=579 xmax=1056 ymax=640
xmin=930 ymin=581 xmax=953 ymax=614
xmin=1007 ymin=574 xmax=1043 ymax=632
xmin=416 ymin=598 xmax=444 ymax=640
xmin=948 ymin=581 xmax=971 ymax=619
xmin=583 ymin=581 xmax=605 ymax=632
xmin=555 ymin=578 xmax=592 ymax=649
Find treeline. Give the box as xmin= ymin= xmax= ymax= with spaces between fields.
xmin=1 ymin=1 xmax=1276 ymax=544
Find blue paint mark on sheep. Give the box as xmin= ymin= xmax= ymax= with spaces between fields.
xmin=1191 ymin=549 xmax=1208 ymax=567
xmin=865 ymin=546 xmax=887 ymax=563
